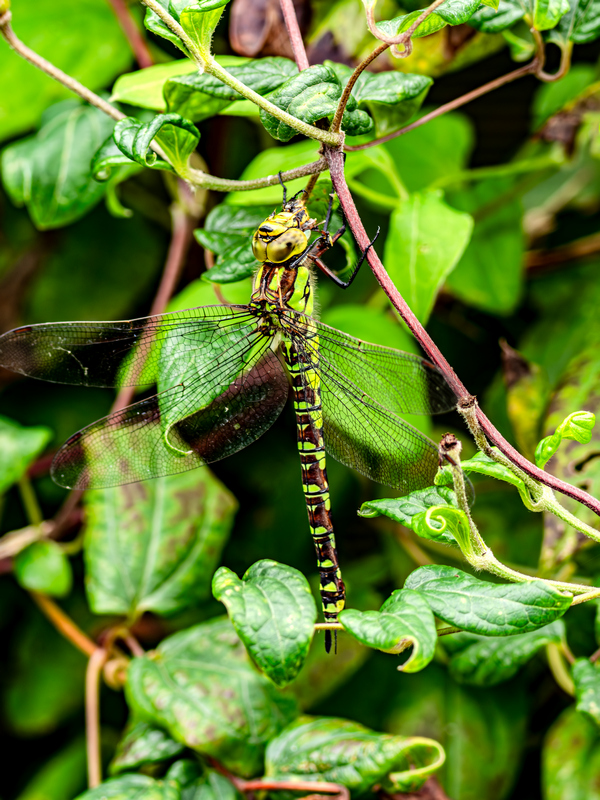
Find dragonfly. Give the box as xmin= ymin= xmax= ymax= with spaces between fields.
xmin=0 ymin=187 xmax=457 ymax=648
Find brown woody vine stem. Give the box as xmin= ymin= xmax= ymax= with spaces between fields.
xmin=325 ymin=147 xmax=600 ymax=519
xmin=279 ymin=0 xmax=309 ymax=71
xmin=31 ymin=591 xmax=98 ymax=657
xmin=107 ymin=0 xmax=154 ymax=68
xmin=209 ymin=761 xmax=350 ymax=800
xmin=0 ymin=11 xmax=125 ymax=122
xmin=86 ymin=647 xmax=108 ymax=788
xmin=531 ymin=29 xmax=573 ymax=82
xmin=364 ymin=0 xmax=448 ymax=58
xmin=345 ymin=61 xmax=538 ymax=151
xmin=330 ymin=42 xmax=390 ymax=134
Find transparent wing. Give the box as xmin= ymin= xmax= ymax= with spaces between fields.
xmin=51 ymin=331 xmax=289 ymax=489
xmin=312 ymin=318 xmax=457 ymax=416
xmin=0 ymin=305 xmax=256 ymax=388
xmin=285 ymin=312 xmax=451 ymax=493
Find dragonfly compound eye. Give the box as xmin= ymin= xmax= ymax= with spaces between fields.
xmin=265 ymin=229 xmax=308 ymax=264
xmin=252 ymin=231 xmax=269 ymax=262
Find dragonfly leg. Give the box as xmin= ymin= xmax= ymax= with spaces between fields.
xmin=278 ymin=171 xmax=287 ymax=204
xmin=315 ymin=225 xmax=381 ymax=289
xmin=278 ymin=171 xmax=308 ymax=208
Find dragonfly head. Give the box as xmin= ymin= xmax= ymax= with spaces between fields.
xmin=252 ymin=204 xmax=315 ymax=265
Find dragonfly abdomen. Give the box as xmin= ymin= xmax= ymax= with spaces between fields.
xmin=283 ymin=337 xmax=345 ymax=635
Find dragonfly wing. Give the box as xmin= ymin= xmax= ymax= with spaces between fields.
xmin=51 ymin=331 xmax=289 ymax=489
xmin=319 ymin=366 xmax=440 ymax=493
xmin=312 ymin=319 xmax=457 ymax=415
xmin=286 ymin=321 xmax=441 ymax=494
xmin=0 ymin=305 xmax=255 ymax=388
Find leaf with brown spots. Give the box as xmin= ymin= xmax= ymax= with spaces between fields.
xmin=83 ymin=469 xmax=237 ymax=617
xmin=125 ymin=618 xmax=298 ymax=776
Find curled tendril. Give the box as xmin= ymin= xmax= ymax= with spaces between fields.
xmin=424 ymin=506 xmax=448 ymax=531
xmin=362 ymin=0 xmax=410 ymax=46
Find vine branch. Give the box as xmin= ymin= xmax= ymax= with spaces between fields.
xmin=531 ymin=29 xmax=573 ymax=82
xmin=107 ymin=0 xmax=154 ymax=68
xmin=209 ymin=760 xmax=350 ymax=800
xmin=345 ymin=61 xmax=538 ymax=151
xmin=31 ymin=591 xmax=98 ymax=657
xmin=279 ymin=0 xmax=309 ymax=71
xmin=0 ymin=11 xmax=125 ymax=122
xmin=364 ymin=0 xmax=447 ymax=58
xmin=86 ymin=647 xmax=108 ymax=788
xmin=331 ymin=42 xmax=390 ymax=133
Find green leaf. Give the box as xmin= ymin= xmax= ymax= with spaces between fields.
xmin=377 ymin=0 xmax=482 ymax=40
xmin=165 ymin=57 xmax=298 ymax=122
xmin=1 ymin=100 xmax=115 ymax=229
xmin=445 ymin=176 xmax=525 ymax=315
xmin=189 ymin=770 xmax=244 ymax=800
xmin=192 ymin=56 xmax=298 ymax=99
xmin=574 ymin=659 xmax=600 ymax=726
xmin=469 ymin=1 xmax=526 ymax=32
xmin=447 ymin=620 xmax=565 ymax=685
xmin=536 ymin=410 xmax=596 ymax=468
xmin=265 ymin=716 xmax=445 ymax=794
xmin=329 ymin=63 xmax=432 ymax=138
xmin=213 ymin=560 xmax=317 ymax=687
xmin=125 ymin=618 xmax=298 ymax=776
xmin=73 ymin=772 xmax=181 ymax=800
xmin=14 ymin=540 xmax=73 ymax=597
xmin=259 ymin=64 xmax=373 ymax=142
xmin=388 ymin=665 xmax=528 ymax=798
xmin=542 ymin=706 xmax=600 ymax=799
xmin=113 ymin=113 xmax=200 ymax=175
xmin=143 ymin=0 xmax=190 ymax=55
xmin=179 ymin=2 xmax=229 ymax=58
xmin=533 ymin=0 xmax=571 ymax=29
xmin=84 ymin=470 xmax=236 ymax=618
xmin=359 ymin=486 xmax=459 ymax=547
xmin=110 ymin=720 xmax=185 ymax=774
xmin=549 ymin=0 xmax=600 ymax=43
xmin=405 ymin=566 xmax=572 ymax=635
xmin=0 ymin=0 xmax=131 ymax=144
xmin=383 ymin=191 xmax=473 ymax=323
xmin=360 ymin=485 xmax=458 ymax=524
xmin=340 ymin=589 xmax=437 ymax=671
xmin=111 ymin=59 xmax=198 ymax=111
xmin=384 ymin=112 xmax=474 ymax=192
xmin=0 ymin=415 xmax=51 ymax=494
